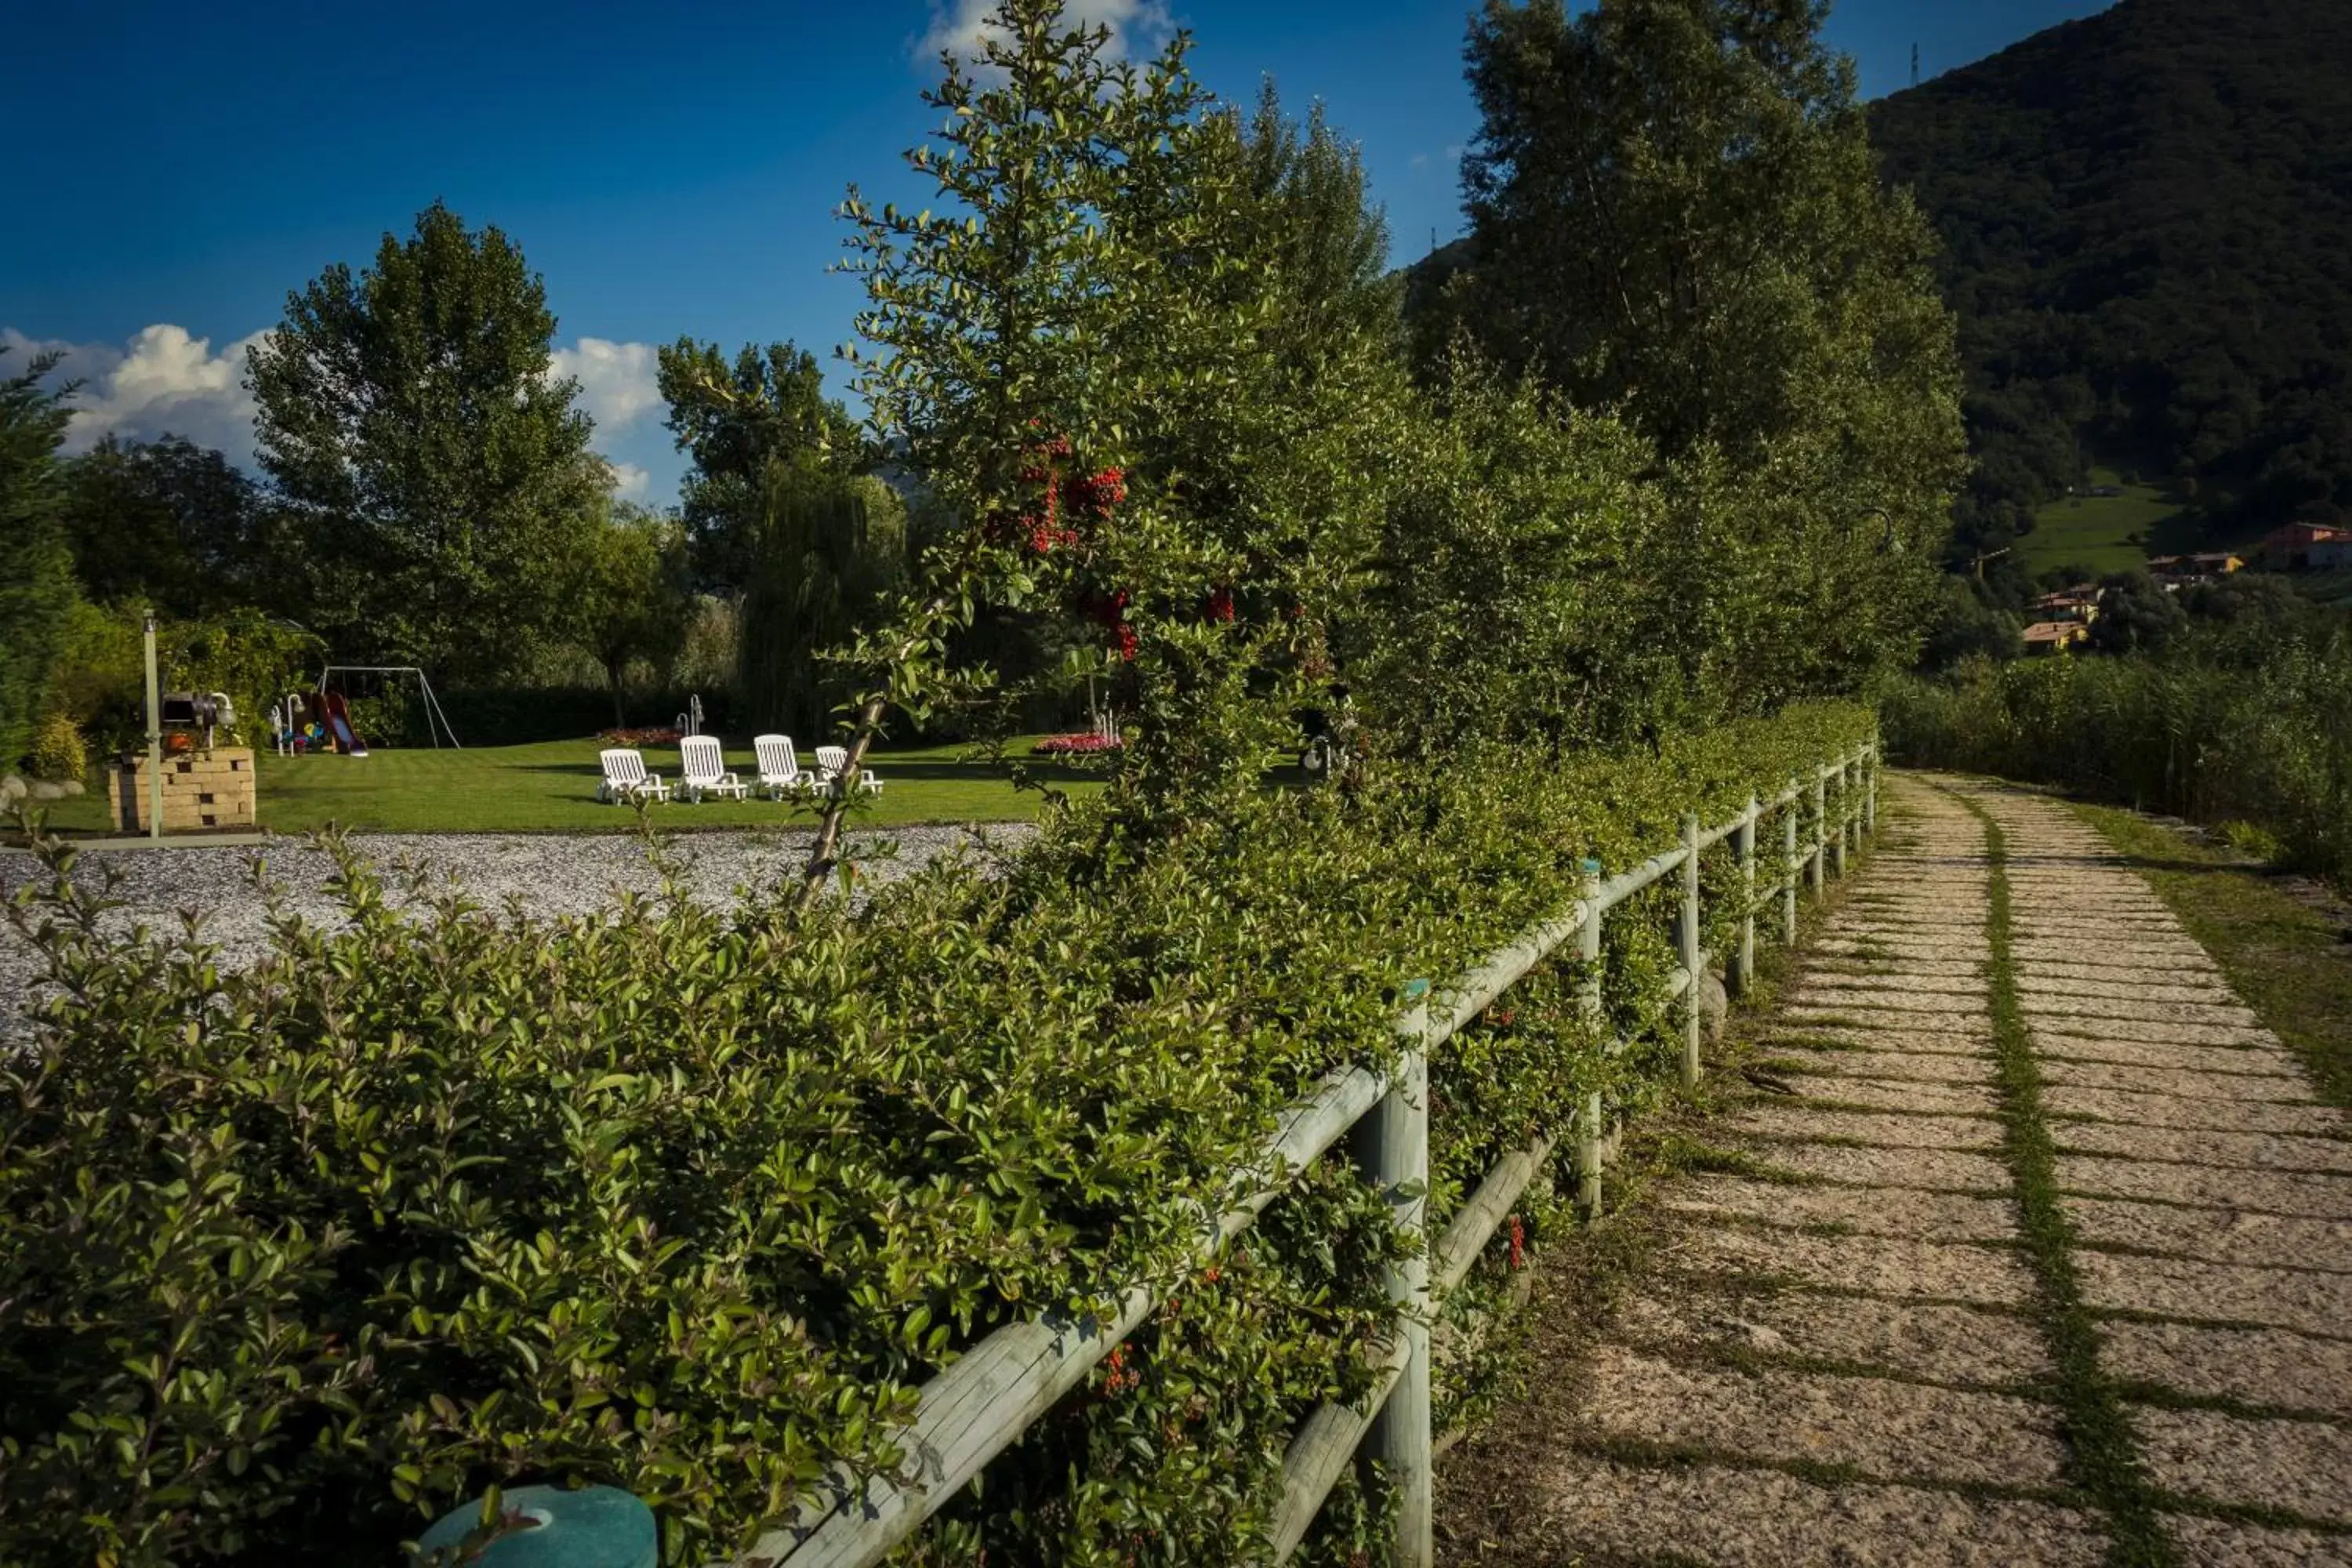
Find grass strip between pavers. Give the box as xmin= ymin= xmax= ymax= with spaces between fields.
xmin=1939 ymin=784 xmax=2175 ymax=1568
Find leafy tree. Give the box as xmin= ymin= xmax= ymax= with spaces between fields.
xmin=59 ymin=434 xmax=274 ymax=615
xmin=1450 ymin=1 xmax=1960 ymax=459
xmin=245 ymin=201 xmax=604 ymax=682
xmin=1429 ymin=0 xmax=1966 ymax=688
xmin=1363 ymin=361 xmax=1679 ymax=753
xmin=0 ymin=350 xmax=79 ymax=770
xmin=568 ymin=501 xmax=695 ymax=726
xmin=1918 ymin=575 xmax=2025 ymax=670
xmin=2090 ymin=569 xmax=2189 ymax=655
xmin=835 ymin=2 xmax=1423 ymax=837
xmin=655 ymin=339 xmax=859 ymax=593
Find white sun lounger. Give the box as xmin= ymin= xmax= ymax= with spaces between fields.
xmin=597 ymin=747 xmax=671 ymax=804
xmin=814 ymin=744 xmax=883 ymax=796
xmin=679 ymin=734 xmax=750 ymax=802
xmin=753 ymin=734 xmax=818 ymax=799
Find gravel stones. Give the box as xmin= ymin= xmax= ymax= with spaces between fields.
xmin=1575 ymin=1345 xmax=2068 ymax=1486
xmin=1512 ymin=1457 xmax=2110 ymax=1568
xmin=0 ymin=823 xmax=1035 ymax=1033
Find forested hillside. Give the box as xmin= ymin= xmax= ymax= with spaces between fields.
xmin=1867 ymin=0 xmax=2352 ymax=564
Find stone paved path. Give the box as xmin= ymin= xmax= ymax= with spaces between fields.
xmin=1439 ymin=774 xmax=2352 ymax=1566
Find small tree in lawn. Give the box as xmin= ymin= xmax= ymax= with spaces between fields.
xmin=820 ymin=0 xmax=1415 ymax=887
xmin=571 ymin=502 xmax=694 ymax=727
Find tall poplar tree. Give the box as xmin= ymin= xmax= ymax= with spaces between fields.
xmin=1441 ymin=0 xmax=1969 ymax=686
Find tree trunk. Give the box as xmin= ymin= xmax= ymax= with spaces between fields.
xmin=607 ymin=657 xmax=628 ymax=728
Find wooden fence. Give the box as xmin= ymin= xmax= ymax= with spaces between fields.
xmin=728 ymin=738 xmax=1881 ymax=1568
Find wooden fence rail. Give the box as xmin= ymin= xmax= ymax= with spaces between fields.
xmin=730 ymin=737 xmax=1881 ymax=1568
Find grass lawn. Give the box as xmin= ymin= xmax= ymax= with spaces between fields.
xmin=2019 ymin=467 xmax=2203 ymax=577
xmin=23 ymin=735 xmax=1105 ymax=838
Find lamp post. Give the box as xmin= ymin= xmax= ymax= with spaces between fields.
xmin=143 ymin=612 xmax=163 ymax=841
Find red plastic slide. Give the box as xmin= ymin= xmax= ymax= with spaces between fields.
xmin=321 ymin=691 xmax=368 ymax=757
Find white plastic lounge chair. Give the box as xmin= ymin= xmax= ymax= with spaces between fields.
xmin=815 ymin=744 xmax=883 ymax=796
xmin=679 ymin=734 xmax=750 ymax=802
xmin=597 ymin=747 xmax=671 ymax=804
xmin=753 ymin=734 xmax=817 ymax=800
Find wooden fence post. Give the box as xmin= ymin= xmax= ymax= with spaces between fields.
xmin=1576 ymin=860 xmax=1604 ymax=1221
xmin=1833 ymin=761 xmax=1850 ymax=879
xmin=1680 ymin=813 xmax=1702 ymax=1088
xmin=1783 ymin=788 xmax=1800 ymax=944
xmin=1866 ymin=740 xmax=1878 ymax=833
xmin=1353 ymin=1046 xmax=1431 ymax=1567
xmin=1809 ymin=771 xmax=1828 ymax=898
xmin=1729 ymin=795 xmax=1757 ymax=994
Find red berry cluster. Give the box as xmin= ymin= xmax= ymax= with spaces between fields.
xmin=1011 ymin=430 xmax=1123 ymax=557
xmin=1069 ymin=464 xmax=1125 ymax=518
xmin=1077 ymin=586 xmax=1140 ymax=662
xmin=1204 ymin=586 xmax=1235 ymax=624
xmin=1100 ymin=1342 xmax=1142 ymax=1398
xmin=1507 ymin=1214 xmax=1526 ymax=1272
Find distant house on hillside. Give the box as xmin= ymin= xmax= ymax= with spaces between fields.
xmin=2147 ymin=552 xmax=2244 ymax=586
xmin=2029 ymin=586 xmax=2101 ymax=624
xmin=2261 ymin=522 xmax=2352 ymax=571
xmin=2022 ymin=620 xmax=2089 ymax=655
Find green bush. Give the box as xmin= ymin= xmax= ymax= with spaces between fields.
xmin=1881 ymin=619 xmax=2352 ymax=884
xmin=26 ymin=711 xmax=84 ymax=782
xmin=37 ymin=604 xmax=321 ymax=756
xmin=0 ymin=701 xmax=1872 ymax=1566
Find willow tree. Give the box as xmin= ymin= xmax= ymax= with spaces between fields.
xmin=735 ymin=461 xmax=906 ymax=737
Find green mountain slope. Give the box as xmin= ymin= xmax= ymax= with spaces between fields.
xmin=1867 ymin=0 xmax=2352 ymax=561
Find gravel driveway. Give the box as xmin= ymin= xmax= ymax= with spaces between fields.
xmin=2 ymin=823 xmax=1035 ymax=1035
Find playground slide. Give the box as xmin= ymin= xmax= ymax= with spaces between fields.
xmin=321 ymin=691 xmax=368 ymax=757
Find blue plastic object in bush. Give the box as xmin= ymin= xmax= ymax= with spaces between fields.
xmin=412 ymin=1485 xmax=656 ymax=1568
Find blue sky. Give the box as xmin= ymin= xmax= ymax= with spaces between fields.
xmin=2 ymin=0 xmax=2110 ymax=503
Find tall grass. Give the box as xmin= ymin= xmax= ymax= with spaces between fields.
xmin=1881 ymin=626 xmax=2352 ymax=884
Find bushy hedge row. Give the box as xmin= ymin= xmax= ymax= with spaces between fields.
xmin=332 ymin=686 xmax=741 ymax=750
xmin=0 ymin=701 xmax=1871 ymax=1566
xmin=1879 ymin=633 xmax=2352 ymax=883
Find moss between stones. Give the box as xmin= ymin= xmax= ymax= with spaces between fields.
xmin=1937 ymin=783 xmax=2175 ymax=1568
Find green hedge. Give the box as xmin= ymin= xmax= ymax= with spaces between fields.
xmin=332 ymin=686 xmax=742 ymax=748
xmin=0 ymin=702 xmax=1871 ymax=1566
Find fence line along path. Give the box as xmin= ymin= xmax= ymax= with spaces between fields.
xmin=1436 ymin=774 xmax=2352 ymax=1566
xmin=727 ymin=740 xmax=1882 ymax=1567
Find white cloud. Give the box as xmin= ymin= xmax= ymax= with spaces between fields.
xmin=1408 ymin=152 xmax=1430 ymax=172
xmin=4 ymin=325 xmax=665 ymax=480
xmin=546 ymin=336 xmax=663 ymax=431
xmin=5 ymin=323 xmax=265 ymax=459
xmin=606 ymin=461 xmax=652 ymax=498
xmin=919 ymin=0 xmax=1171 ymax=65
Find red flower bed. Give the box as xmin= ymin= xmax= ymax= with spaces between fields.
xmin=597 ymin=727 xmax=683 ymax=746
xmin=1033 ymin=732 xmax=1123 ymax=756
